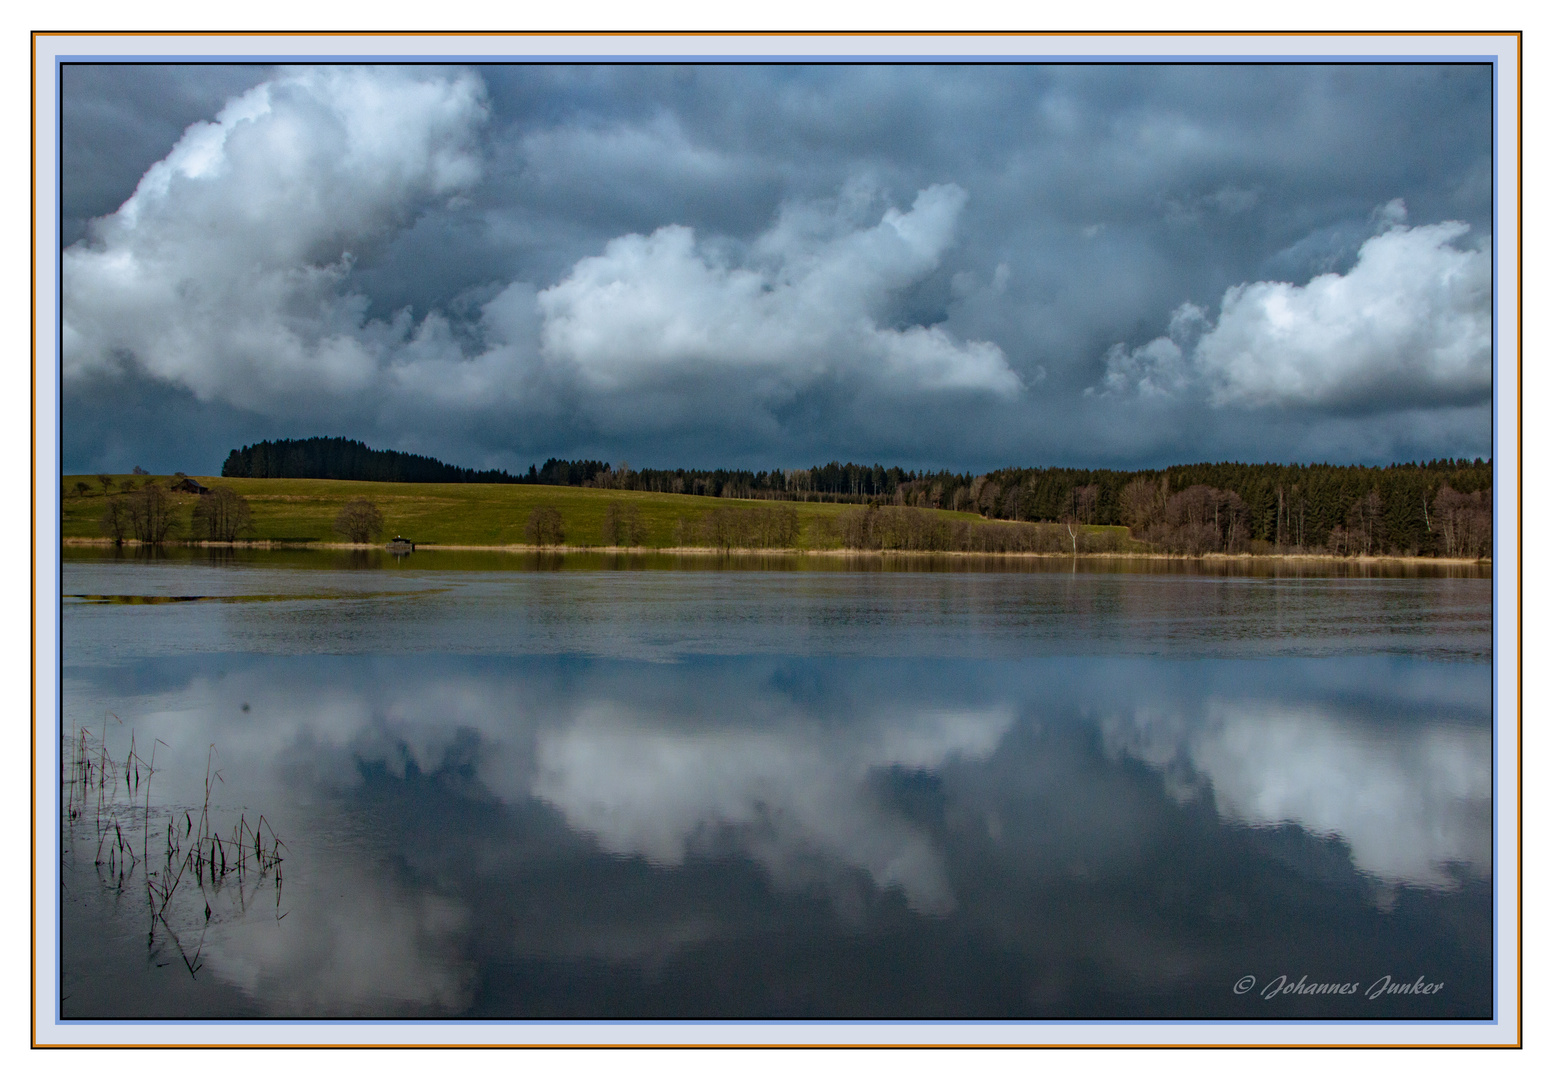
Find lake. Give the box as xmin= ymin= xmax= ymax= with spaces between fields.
xmin=58 ymin=549 xmax=1493 ymax=1019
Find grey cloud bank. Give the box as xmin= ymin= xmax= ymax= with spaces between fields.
xmin=61 ymin=63 xmax=1495 ymax=474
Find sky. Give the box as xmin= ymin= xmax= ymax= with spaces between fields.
xmin=59 ymin=62 xmax=1496 ymax=476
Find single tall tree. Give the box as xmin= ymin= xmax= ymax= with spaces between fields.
xmin=1061 ymin=513 xmax=1080 ymax=556
xmin=525 ymin=506 xmax=564 ymax=547
xmin=99 ymin=497 xmax=129 ymax=546
xmin=334 ymin=498 xmax=385 ymax=544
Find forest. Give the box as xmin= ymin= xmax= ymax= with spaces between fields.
xmin=219 ymin=438 xmax=1493 ymax=558
xmin=222 ymin=437 xmax=522 ymax=484
xmin=597 ymin=458 xmax=1492 ymax=557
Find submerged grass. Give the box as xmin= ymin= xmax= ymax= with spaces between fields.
xmin=63 ymin=717 xmax=287 ymax=978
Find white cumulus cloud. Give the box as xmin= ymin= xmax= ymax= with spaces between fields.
xmin=63 ymin=66 xmax=490 ymax=412
xmin=64 ymin=70 xmax=1018 ymax=437
xmin=536 ymin=183 xmax=1021 ymax=397
xmin=1093 ymin=302 xmax=1207 ymax=398
xmin=1096 ymin=211 xmax=1490 ymax=411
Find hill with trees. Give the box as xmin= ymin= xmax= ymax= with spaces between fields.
xmin=222 ymin=437 xmax=522 ymax=484
xmin=216 ymin=437 xmax=1492 ymax=558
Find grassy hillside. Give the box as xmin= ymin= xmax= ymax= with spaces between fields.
xmin=61 ymin=474 xmax=1139 ymax=552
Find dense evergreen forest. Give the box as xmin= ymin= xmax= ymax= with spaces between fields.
xmin=221 ymin=438 xmax=1493 ymax=557
xmin=223 ymin=438 xmax=522 ymax=484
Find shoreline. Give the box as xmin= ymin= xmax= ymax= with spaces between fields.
xmin=59 ymin=536 xmax=1491 ymax=565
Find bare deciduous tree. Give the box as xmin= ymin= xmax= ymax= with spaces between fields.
xmin=1060 ymin=514 xmax=1080 ymax=555
xmin=126 ymin=485 xmax=176 ymax=544
xmin=1432 ymin=484 xmax=1492 ymax=558
xmin=99 ymin=497 xmax=129 ymax=546
xmin=1139 ymin=484 xmax=1248 ymax=555
xmin=525 ymin=506 xmax=564 ymax=547
xmin=73 ymin=481 xmax=90 ymax=498
xmin=829 ymin=505 xmax=1089 ymax=555
xmin=192 ymin=487 xmax=254 ymax=543
xmin=334 ymin=498 xmax=385 ymax=544
xmin=695 ymin=505 xmax=801 ymax=551
xmin=967 ymin=475 xmax=986 ymax=511
xmin=1119 ymin=476 xmax=1164 ymax=533
xmin=1345 ymin=489 xmax=1385 ymax=556
xmin=1073 ymin=484 xmax=1100 ymax=525
xmin=1001 ymin=484 xmax=1023 ymax=521
xmin=97 ymin=474 xmax=113 ymax=495
xmin=602 ymin=501 xmax=645 ymax=547
xmin=976 ymin=480 xmax=1001 ymax=517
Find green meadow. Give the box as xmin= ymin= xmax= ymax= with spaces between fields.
xmin=63 ymin=474 xmax=1137 ymax=552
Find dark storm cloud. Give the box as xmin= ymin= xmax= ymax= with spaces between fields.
xmin=60 ymin=62 xmax=1493 ymax=474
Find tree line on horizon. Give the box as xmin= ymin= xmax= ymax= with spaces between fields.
xmin=980 ymin=460 xmax=1492 ymax=558
xmin=217 ymin=437 xmax=1493 ymax=557
xmin=222 ymin=437 xmax=523 ymax=484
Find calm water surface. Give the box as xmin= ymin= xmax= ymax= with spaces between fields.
xmin=59 ymin=550 xmax=1493 ymax=1019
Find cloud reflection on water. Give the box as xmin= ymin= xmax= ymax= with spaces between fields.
xmin=63 ymin=652 xmax=1491 ymax=1015
xmin=201 ymin=859 xmax=476 ymax=1016
xmin=1100 ymin=699 xmax=1490 ymax=890
xmin=533 ymin=700 xmax=1014 ymax=914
